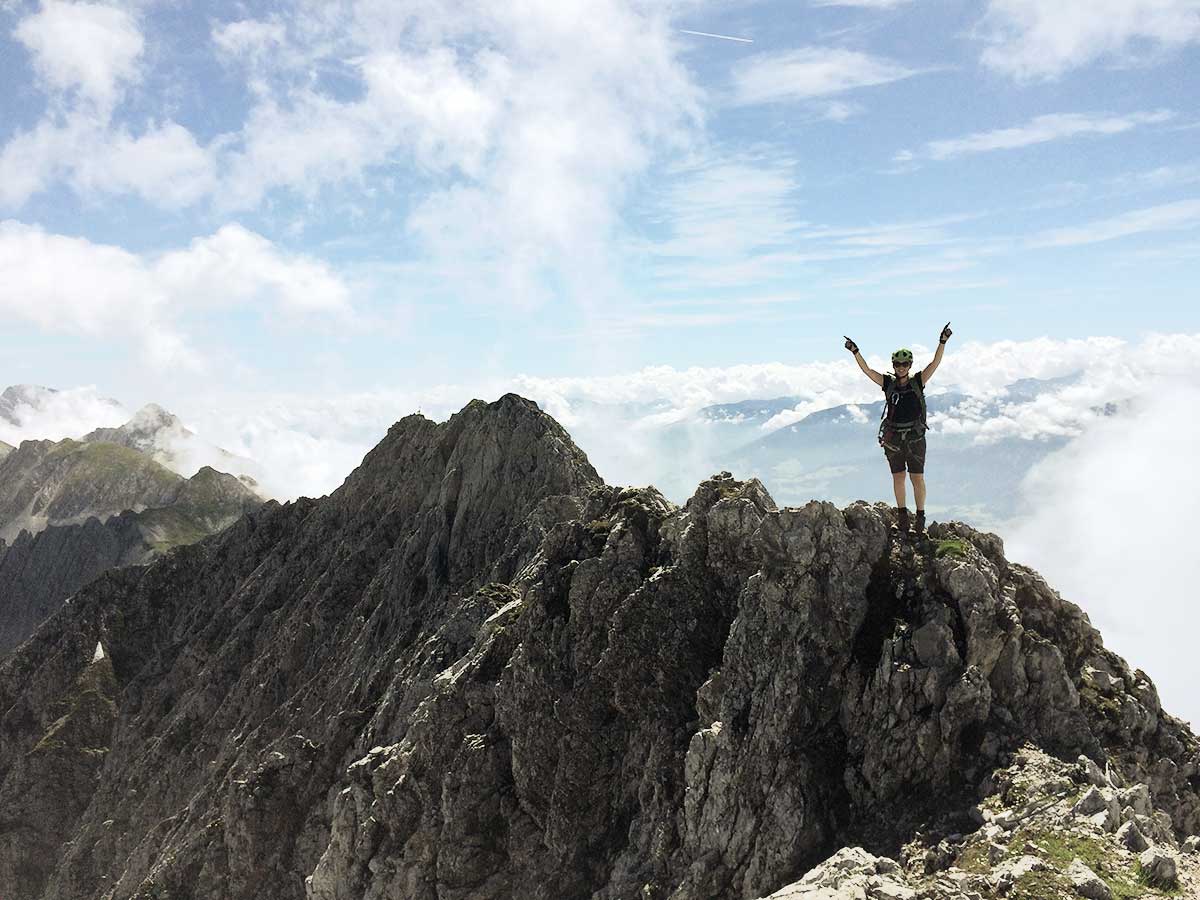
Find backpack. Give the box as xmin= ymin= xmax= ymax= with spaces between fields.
xmin=878 ymin=372 xmax=927 ymax=446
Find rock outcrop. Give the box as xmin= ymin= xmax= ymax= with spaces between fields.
xmin=757 ymin=744 xmax=1199 ymax=899
xmin=0 ymin=394 xmax=1195 ymax=900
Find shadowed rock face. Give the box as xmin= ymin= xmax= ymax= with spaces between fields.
xmin=0 ymin=394 xmax=1195 ymax=900
xmin=0 ymin=466 xmax=263 ymax=656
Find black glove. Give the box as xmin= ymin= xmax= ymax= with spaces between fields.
xmin=844 ymin=335 xmax=859 ymax=354
xmin=939 ymin=322 xmax=952 ymax=345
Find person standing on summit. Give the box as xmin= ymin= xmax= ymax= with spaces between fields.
xmin=842 ymin=323 xmax=953 ymax=536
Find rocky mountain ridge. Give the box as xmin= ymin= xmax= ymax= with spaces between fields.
xmin=0 ymin=394 xmax=1194 ymax=899
xmin=0 ymin=438 xmax=186 ymax=542
xmin=0 ymin=394 xmax=267 ymax=657
xmin=0 ymin=465 xmax=264 ymax=655
xmin=1 ymin=385 xmax=262 ymax=486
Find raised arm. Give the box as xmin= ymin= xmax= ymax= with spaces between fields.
xmin=922 ymin=322 xmax=952 ymax=384
xmin=845 ymin=336 xmax=885 ymax=387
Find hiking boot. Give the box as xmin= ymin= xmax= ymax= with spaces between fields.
xmin=914 ymin=510 xmax=926 ymax=536
xmin=895 ymin=507 xmax=910 ymax=535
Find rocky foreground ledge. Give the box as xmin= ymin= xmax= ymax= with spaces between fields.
xmin=0 ymin=394 xmax=1196 ymax=899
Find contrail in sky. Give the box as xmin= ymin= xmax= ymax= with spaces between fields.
xmin=679 ymin=29 xmax=753 ymax=43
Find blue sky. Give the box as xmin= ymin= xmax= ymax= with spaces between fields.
xmin=2 ymin=0 xmax=1198 ymax=405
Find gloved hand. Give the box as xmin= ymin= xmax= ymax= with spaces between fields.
xmin=939 ymin=322 xmax=952 ymax=344
xmin=844 ymin=335 xmax=859 ymax=354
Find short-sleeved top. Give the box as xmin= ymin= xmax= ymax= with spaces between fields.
xmin=882 ymin=372 xmax=924 ymax=427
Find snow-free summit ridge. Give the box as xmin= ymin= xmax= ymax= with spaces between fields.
xmin=0 ymin=393 xmax=1195 ymax=899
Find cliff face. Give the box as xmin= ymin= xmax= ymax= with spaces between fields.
xmin=0 ymin=467 xmax=263 ymax=655
xmin=0 ymin=394 xmax=1195 ymax=900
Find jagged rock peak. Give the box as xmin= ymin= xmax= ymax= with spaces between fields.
xmin=0 ymin=401 xmax=1196 ymax=900
xmin=336 ymin=391 xmax=602 ymax=503
xmin=126 ymin=402 xmax=184 ymax=431
xmin=82 ymin=402 xmax=192 ymax=446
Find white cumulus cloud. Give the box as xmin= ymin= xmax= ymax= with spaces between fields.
xmin=979 ymin=0 xmax=1200 ymax=80
xmin=0 ymin=385 xmax=129 ymax=446
xmin=14 ymin=0 xmax=144 ymax=111
xmin=1007 ymin=379 xmax=1200 ymax=729
xmin=2 ymin=3 xmax=215 ymax=211
xmin=0 ymin=221 xmax=351 ymax=370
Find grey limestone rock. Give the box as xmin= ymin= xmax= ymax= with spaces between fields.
xmin=755 ymin=847 xmax=909 ymax=900
xmin=1067 ymin=859 xmax=1112 ymax=900
xmin=0 ymin=394 xmax=1196 ymax=900
xmin=1139 ymin=847 xmax=1178 ymax=888
xmin=1116 ymin=820 xmax=1149 ymax=852
xmin=1078 ymin=754 xmax=1107 ymax=788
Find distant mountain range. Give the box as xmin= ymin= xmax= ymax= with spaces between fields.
xmin=0 ymin=465 xmax=263 ymax=655
xmin=0 ymin=385 xmax=266 ymax=656
xmin=83 ymin=401 xmax=262 ymax=483
xmin=0 ymin=384 xmax=124 ymax=428
xmin=598 ymin=374 xmax=1088 ymax=526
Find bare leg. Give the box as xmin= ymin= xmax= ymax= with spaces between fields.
xmin=892 ymin=471 xmax=907 ymax=508
xmin=911 ymin=474 xmax=926 ymax=510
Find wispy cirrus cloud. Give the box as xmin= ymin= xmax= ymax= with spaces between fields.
xmin=897 ymin=110 xmax=1174 ymax=162
xmin=730 ymin=46 xmax=925 ymax=105
xmin=978 ymin=0 xmax=1200 ymax=80
xmin=812 ymin=0 xmax=913 ymax=7
xmin=1028 ymin=198 xmax=1200 ymax=248
xmin=640 ymin=157 xmax=985 ymax=291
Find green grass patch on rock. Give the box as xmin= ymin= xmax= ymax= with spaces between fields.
xmin=955 ymin=841 xmax=996 ymax=874
xmin=1008 ymin=826 xmax=1173 ymax=900
xmin=934 ymin=538 xmax=971 ymax=559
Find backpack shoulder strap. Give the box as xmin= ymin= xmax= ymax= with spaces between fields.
xmin=913 ymin=372 xmax=927 ymax=427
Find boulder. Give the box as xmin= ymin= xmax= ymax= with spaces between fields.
xmin=1067 ymin=859 xmax=1112 ymax=900
xmin=1138 ymin=848 xmax=1178 ymax=889
xmin=1116 ymin=820 xmax=1149 ymax=852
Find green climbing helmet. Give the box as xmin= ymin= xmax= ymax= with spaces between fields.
xmin=891 ymin=348 xmax=914 ymax=365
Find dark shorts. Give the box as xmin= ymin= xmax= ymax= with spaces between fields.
xmin=883 ymin=432 xmax=926 ymax=474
